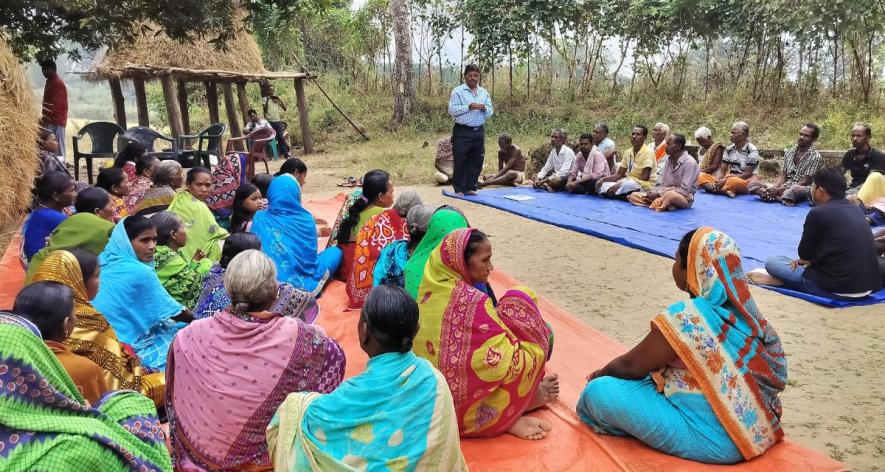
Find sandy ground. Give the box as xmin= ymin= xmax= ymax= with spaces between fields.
xmin=291 ymin=157 xmax=885 ymax=470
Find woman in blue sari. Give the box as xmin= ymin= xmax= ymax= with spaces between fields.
xmin=251 ymin=173 xmax=341 ymax=295
xmin=93 ymin=216 xmax=191 ymax=371
xmin=267 ymin=285 xmax=466 ymax=471
xmin=578 ymin=227 xmax=787 ymax=464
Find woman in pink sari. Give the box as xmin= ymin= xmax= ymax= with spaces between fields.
xmin=413 ymin=228 xmax=559 ymax=440
xmin=166 ymin=250 xmax=345 ymax=471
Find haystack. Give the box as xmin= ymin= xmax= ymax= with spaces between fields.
xmin=0 ymin=36 xmax=38 ymax=230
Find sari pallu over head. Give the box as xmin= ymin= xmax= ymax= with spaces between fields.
xmin=92 ymin=219 xmax=184 ymax=346
xmin=168 ymin=191 xmax=229 ymax=263
xmin=25 ymin=212 xmax=115 ymax=283
xmin=267 ymin=351 xmax=467 ymax=472
xmin=30 ymin=250 xmax=166 ymax=405
xmin=0 ymin=313 xmax=172 ymax=471
xmin=651 ymin=227 xmax=787 ymax=461
xmin=252 ymin=174 xmax=329 ymax=293
xmin=166 ymin=310 xmax=345 ymax=471
xmin=134 ymin=185 xmax=177 ymax=216
xmin=403 ymin=208 xmax=469 ymax=299
xmin=346 ymin=208 xmax=408 ymax=309
xmin=413 ymin=228 xmax=551 ymax=438
xmin=193 ymin=264 xmax=320 ymax=322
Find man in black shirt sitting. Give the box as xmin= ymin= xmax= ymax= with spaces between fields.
xmin=843 ymin=123 xmax=885 ymax=199
xmin=758 ymin=167 xmax=881 ymax=299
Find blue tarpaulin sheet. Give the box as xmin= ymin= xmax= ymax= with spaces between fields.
xmin=444 ymin=187 xmax=885 ymax=308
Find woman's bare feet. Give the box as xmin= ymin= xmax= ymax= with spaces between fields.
xmin=507 ymin=415 xmax=552 ymax=440
xmin=747 ymin=269 xmax=783 ymax=286
xmin=527 ymin=374 xmax=560 ymax=411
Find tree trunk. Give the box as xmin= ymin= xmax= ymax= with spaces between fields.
xmin=236 ymin=82 xmax=251 ymax=125
xmin=704 ymin=38 xmax=711 ymax=100
xmin=204 ymin=81 xmax=219 ymax=125
xmin=160 ymin=76 xmax=184 ymax=138
xmin=611 ymin=39 xmax=630 ymax=95
xmin=294 ymin=78 xmax=314 ymax=154
xmin=133 ymin=78 xmax=149 ymax=126
xmin=109 ymin=78 xmax=127 ymax=130
xmin=177 ymin=80 xmax=190 ymax=134
xmin=508 ymin=43 xmax=514 ymax=98
xmin=221 ymin=82 xmax=243 ymax=151
xmin=390 ymin=0 xmax=416 ymax=127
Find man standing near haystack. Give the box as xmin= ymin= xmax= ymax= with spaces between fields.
xmin=40 ymin=59 xmax=68 ymax=163
xmin=261 ymin=82 xmax=290 ymax=158
xmin=448 ymin=64 xmax=493 ymax=196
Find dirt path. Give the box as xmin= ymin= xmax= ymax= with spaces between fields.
xmin=299 ymin=165 xmax=884 ymax=469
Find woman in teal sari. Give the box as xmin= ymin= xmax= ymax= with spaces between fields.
xmin=0 ymin=312 xmax=172 ymax=471
xmin=267 ymin=285 xmax=467 ymax=471
xmin=168 ymin=167 xmax=229 ymax=263
xmin=578 ymin=227 xmax=787 ymax=464
xmin=93 ymin=216 xmax=190 ymax=371
xmin=251 ymin=173 xmax=342 ymax=294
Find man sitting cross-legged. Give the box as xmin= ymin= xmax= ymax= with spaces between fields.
xmin=628 ymin=133 xmax=700 ymax=211
xmin=751 ymin=167 xmax=881 ymax=299
xmin=698 ymin=121 xmax=759 ymax=197
xmin=532 ymin=128 xmax=575 ymax=192
xmin=748 ymin=123 xmax=823 ymax=206
xmin=566 ymin=133 xmax=610 ymax=195
xmin=479 ymin=133 xmax=527 ymax=187
xmin=596 ymin=125 xmax=656 ymax=199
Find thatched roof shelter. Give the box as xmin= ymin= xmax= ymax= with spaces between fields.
xmin=0 ymin=36 xmax=39 ymax=229
xmin=84 ymin=24 xmax=313 ymax=152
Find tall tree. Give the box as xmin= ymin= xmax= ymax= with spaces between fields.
xmin=390 ymin=0 xmax=416 ymax=126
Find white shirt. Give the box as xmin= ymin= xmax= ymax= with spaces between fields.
xmin=244 ymin=119 xmax=270 ymax=134
xmin=538 ymin=145 xmax=576 ymax=179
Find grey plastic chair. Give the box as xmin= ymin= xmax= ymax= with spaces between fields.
xmin=124 ymin=126 xmax=179 ymax=161
xmin=178 ymin=123 xmax=227 ymax=168
xmin=72 ymin=121 xmax=126 ymax=184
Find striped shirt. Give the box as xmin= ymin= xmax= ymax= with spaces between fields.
xmin=782 ymin=146 xmax=822 ymax=186
xmin=723 ymin=142 xmax=760 ymax=175
xmin=448 ymin=84 xmax=493 ymax=127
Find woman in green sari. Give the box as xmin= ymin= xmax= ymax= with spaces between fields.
xmin=151 ymin=211 xmax=213 ymax=308
xmin=0 ymin=312 xmax=172 ymax=471
xmin=168 ymin=167 xmax=229 ymax=263
xmin=403 ymin=207 xmax=469 ymax=299
xmin=25 ymin=209 xmax=116 ymax=283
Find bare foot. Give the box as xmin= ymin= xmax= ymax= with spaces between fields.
xmin=527 ymin=374 xmax=560 ymax=411
xmin=747 ymin=270 xmax=783 ymax=286
xmin=455 ymin=192 xmax=464 ymax=196
xmin=507 ymin=415 xmax=552 ymax=440
xmin=725 ymin=191 xmax=736 ymax=198
xmin=465 ymin=190 xmax=478 ymax=196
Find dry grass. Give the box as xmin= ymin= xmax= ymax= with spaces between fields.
xmin=0 ymin=36 xmax=38 ymax=232
xmin=89 ymin=20 xmax=266 ymax=81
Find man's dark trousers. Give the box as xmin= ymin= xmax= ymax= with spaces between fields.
xmin=451 ymin=123 xmax=485 ymax=193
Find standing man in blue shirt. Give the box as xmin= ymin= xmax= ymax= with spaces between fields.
xmin=448 ymin=64 xmax=494 ymax=196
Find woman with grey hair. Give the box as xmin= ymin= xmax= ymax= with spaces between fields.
xmin=694 ymin=126 xmax=726 ymax=176
xmin=393 ymin=189 xmax=423 ymax=217
xmin=166 ymin=249 xmax=345 ymax=471
xmin=372 ymin=204 xmax=436 ymax=289
xmin=133 ymin=160 xmax=183 ymax=216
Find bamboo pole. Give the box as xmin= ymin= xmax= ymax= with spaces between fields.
xmin=177 ymin=80 xmax=190 ymax=134
xmin=109 ymin=78 xmax=127 ymax=130
xmin=160 ymin=76 xmax=184 ymax=138
xmin=133 ymin=78 xmax=149 ymax=126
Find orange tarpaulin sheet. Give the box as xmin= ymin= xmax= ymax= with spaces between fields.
xmin=0 ymin=196 xmax=846 ymax=471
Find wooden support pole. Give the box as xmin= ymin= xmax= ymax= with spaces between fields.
xmin=133 ymin=78 xmax=149 ymax=126
xmin=160 ymin=76 xmax=184 ymax=138
xmin=222 ymin=82 xmax=243 ymax=151
xmin=236 ymin=82 xmax=251 ymax=124
xmin=109 ymin=78 xmax=127 ymax=130
xmin=294 ymin=78 xmax=313 ymax=154
xmin=205 ymin=81 xmax=220 ymax=124
xmin=177 ymin=80 xmax=190 ymax=134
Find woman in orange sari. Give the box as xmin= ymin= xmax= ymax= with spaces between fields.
xmin=345 ymin=190 xmax=422 ymax=309
xmin=412 ymin=228 xmax=559 ymax=440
